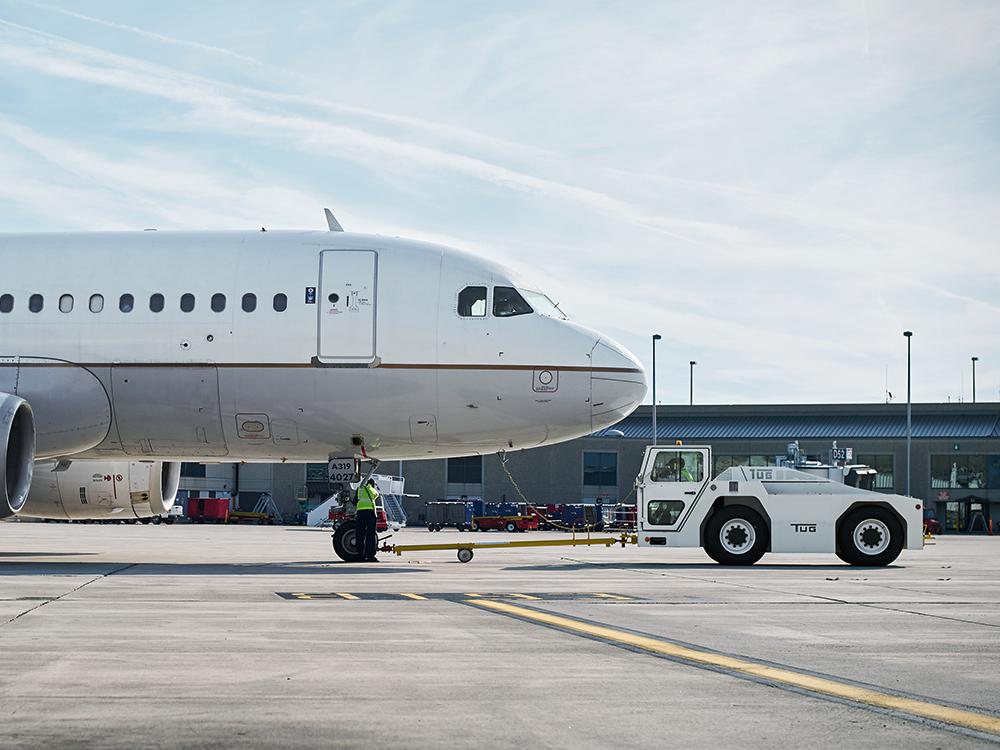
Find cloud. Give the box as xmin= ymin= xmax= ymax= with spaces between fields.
xmin=1 ymin=2 xmax=998 ymax=405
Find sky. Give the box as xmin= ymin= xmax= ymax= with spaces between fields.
xmin=0 ymin=0 xmax=998 ymax=405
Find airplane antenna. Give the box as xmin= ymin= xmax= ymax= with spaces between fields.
xmin=324 ymin=208 xmax=344 ymax=232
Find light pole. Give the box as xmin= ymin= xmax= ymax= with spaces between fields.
xmin=972 ymin=356 xmax=978 ymax=403
xmin=904 ymin=331 xmax=912 ymax=497
xmin=689 ymin=361 xmax=697 ymax=406
xmin=652 ymin=334 xmax=662 ymax=445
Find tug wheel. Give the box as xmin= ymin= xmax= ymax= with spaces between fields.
xmin=457 ymin=548 xmax=474 ymax=563
xmin=836 ymin=507 xmax=903 ymax=567
xmin=704 ymin=505 xmax=769 ymax=566
xmin=332 ymin=520 xmax=363 ymax=562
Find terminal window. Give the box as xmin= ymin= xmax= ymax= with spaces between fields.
xmin=714 ymin=455 xmax=777 ymax=476
xmin=583 ymin=451 xmax=617 ymax=487
xmin=856 ymin=454 xmax=894 ymax=491
xmin=181 ymin=462 xmax=206 ymax=478
xmin=447 ymin=455 xmax=482 ymax=484
xmin=931 ymin=455 xmax=988 ymax=489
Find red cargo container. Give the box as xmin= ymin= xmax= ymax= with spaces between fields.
xmin=186 ymin=496 xmax=203 ymax=521
xmin=201 ymin=497 xmax=230 ymax=523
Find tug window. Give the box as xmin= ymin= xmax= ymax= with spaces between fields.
xmin=149 ymin=293 xmax=164 ymax=313
xmin=493 ymin=287 xmax=532 ymax=317
xmin=59 ymin=294 xmax=74 ymax=313
xmin=89 ymin=294 xmax=104 ymax=313
xmin=650 ymin=451 xmax=705 ymax=483
xmin=242 ymin=293 xmax=257 ymax=313
xmin=457 ymin=286 xmax=487 ymax=317
xmin=211 ymin=293 xmax=226 ymax=313
xmin=119 ymin=294 xmax=134 ymax=313
xmin=29 ymin=294 xmax=44 ymax=313
xmin=180 ymin=293 xmax=195 ymax=313
xmin=273 ymin=293 xmax=287 ymax=312
xmin=0 ymin=294 xmax=12 ymax=313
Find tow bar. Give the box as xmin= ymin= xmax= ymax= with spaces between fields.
xmin=381 ymin=533 xmax=636 ymax=563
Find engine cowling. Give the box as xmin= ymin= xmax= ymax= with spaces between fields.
xmin=1 ymin=393 xmax=35 ymax=518
xmin=22 ymin=460 xmax=181 ymax=521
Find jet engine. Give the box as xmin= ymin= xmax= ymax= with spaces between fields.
xmin=22 ymin=460 xmax=181 ymax=521
xmin=1 ymin=393 xmax=35 ymax=518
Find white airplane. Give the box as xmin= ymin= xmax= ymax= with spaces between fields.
xmin=1 ymin=212 xmax=646 ymax=522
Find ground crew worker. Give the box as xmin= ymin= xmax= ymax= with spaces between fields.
xmin=355 ymin=477 xmax=380 ymax=562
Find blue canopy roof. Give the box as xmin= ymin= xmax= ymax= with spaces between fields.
xmin=594 ymin=413 xmax=1000 ymax=441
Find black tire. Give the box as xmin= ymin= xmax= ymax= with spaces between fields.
xmin=504 ymin=521 xmax=517 ymax=533
xmin=164 ymin=516 xmax=175 ymax=525
xmin=457 ymin=525 xmax=465 ymax=532
xmin=470 ymin=522 xmax=479 ymax=532
xmin=836 ymin=506 xmax=903 ymax=567
xmin=704 ymin=505 xmax=769 ymax=566
xmin=457 ymin=548 xmax=474 ymax=563
xmin=332 ymin=520 xmax=363 ymax=563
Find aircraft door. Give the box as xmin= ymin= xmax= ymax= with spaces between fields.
xmin=317 ymin=250 xmax=377 ymax=363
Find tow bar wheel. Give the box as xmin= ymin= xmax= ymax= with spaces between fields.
xmin=704 ymin=505 xmax=769 ymax=566
xmin=332 ymin=520 xmax=364 ymax=563
xmin=457 ymin=548 xmax=474 ymax=563
xmin=837 ymin=507 xmax=903 ymax=567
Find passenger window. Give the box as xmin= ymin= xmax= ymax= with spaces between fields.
xmin=59 ymin=294 xmax=74 ymax=313
xmin=119 ymin=294 xmax=134 ymax=313
xmin=647 ymin=500 xmax=685 ymax=526
xmin=650 ymin=451 xmax=705 ymax=482
xmin=273 ymin=293 xmax=287 ymax=312
xmin=0 ymin=294 xmax=13 ymax=313
xmin=211 ymin=293 xmax=226 ymax=313
xmin=242 ymin=293 xmax=257 ymax=313
xmin=493 ymin=287 xmax=532 ymax=317
xmin=89 ymin=294 xmax=104 ymax=313
xmin=457 ymin=286 xmax=487 ymax=317
xmin=180 ymin=293 xmax=195 ymax=313
xmin=29 ymin=294 xmax=44 ymax=313
xmin=149 ymin=293 xmax=164 ymax=313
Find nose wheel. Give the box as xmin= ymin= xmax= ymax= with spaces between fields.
xmin=457 ymin=548 xmax=474 ymax=563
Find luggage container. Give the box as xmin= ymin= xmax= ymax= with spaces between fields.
xmin=425 ymin=501 xmax=474 ymax=531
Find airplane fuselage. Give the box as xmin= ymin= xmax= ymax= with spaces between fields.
xmin=1 ymin=230 xmax=645 ymax=463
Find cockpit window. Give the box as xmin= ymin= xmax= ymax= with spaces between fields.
xmin=493 ymin=286 xmax=533 ymax=317
xmin=458 ymin=286 xmax=487 ymax=317
xmin=519 ymin=290 xmax=566 ymax=319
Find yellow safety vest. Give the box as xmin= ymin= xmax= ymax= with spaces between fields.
xmin=356 ymin=483 xmax=378 ymax=511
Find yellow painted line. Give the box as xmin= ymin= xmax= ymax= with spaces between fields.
xmin=335 ymin=592 xmax=360 ymax=600
xmin=469 ymin=600 xmax=1000 ymax=738
xmin=465 ymin=593 xmax=483 ymax=598
xmin=592 ymin=593 xmax=631 ymax=601
xmin=507 ymin=593 xmax=541 ymax=601
xmin=291 ymin=593 xmax=312 ymax=600
xmin=400 ymin=593 xmax=429 ymax=601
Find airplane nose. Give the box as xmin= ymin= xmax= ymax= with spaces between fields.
xmin=590 ymin=339 xmax=647 ymax=431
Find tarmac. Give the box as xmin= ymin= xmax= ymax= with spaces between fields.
xmin=1 ymin=522 xmax=998 ymax=749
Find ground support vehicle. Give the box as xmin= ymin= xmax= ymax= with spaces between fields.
xmin=558 ymin=503 xmax=605 ymax=531
xmin=187 ymin=496 xmax=230 ymax=524
xmin=636 ymin=445 xmax=922 ymax=566
xmin=471 ymin=514 xmax=539 ymax=532
xmin=425 ymin=501 xmax=474 ymax=531
xmin=602 ymin=503 xmax=637 ymax=531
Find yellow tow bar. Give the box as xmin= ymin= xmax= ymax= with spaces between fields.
xmin=389 ymin=533 xmax=636 ymax=563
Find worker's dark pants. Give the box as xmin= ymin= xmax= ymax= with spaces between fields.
xmin=356 ymin=509 xmax=378 ymax=560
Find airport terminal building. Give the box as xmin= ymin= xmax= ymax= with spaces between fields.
xmin=183 ymin=403 xmax=1000 ymax=534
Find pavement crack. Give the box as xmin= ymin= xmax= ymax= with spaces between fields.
xmin=3 ymin=563 xmax=137 ymax=626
